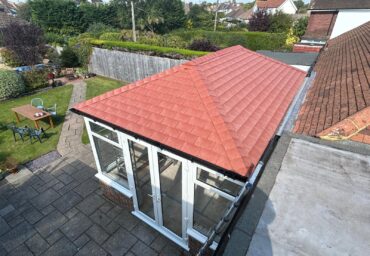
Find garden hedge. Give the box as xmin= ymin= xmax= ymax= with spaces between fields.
xmin=170 ymin=30 xmax=287 ymax=51
xmin=89 ymin=39 xmax=208 ymax=58
xmin=0 ymin=70 xmax=25 ymax=100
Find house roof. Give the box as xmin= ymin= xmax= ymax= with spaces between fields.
xmin=256 ymin=0 xmax=286 ymax=9
xmin=294 ymin=21 xmax=370 ymax=136
xmin=310 ymin=0 xmax=370 ymax=10
xmin=226 ymin=8 xmax=253 ymax=20
xmin=0 ymin=12 xmax=26 ymax=28
xmin=257 ymin=51 xmax=319 ymax=66
xmin=73 ymin=46 xmax=306 ymax=178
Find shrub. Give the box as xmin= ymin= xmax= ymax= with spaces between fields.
xmin=90 ymin=39 xmax=208 ymax=59
xmin=0 ymin=49 xmax=21 ymax=67
xmin=0 ymin=70 xmax=25 ymax=100
xmin=170 ymin=30 xmax=287 ymax=51
xmin=86 ymin=23 xmax=117 ymax=38
xmin=99 ymin=32 xmax=122 ymax=41
xmin=293 ymin=17 xmax=308 ymax=38
xmin=163 ymin=35 xmax=188 ymax=48
xmin=248 ymin=11 xmax=271 ymax=32
xmin=269 ymin=11 xmax=293 ymax=33
xmin=21 ymin=69 xmax=48 ymax=91
xmin=44 ymin=32 xmax=67 ymax=46
xmin=188 ymin=39 xmax=219 ymax=52
xmin=60 ymin=47 xmax=79 ymax=67
xmin=68 ymin=38 xmax=92 ymax=68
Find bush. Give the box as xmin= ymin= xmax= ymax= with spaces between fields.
xmin=99 ymin=32 xmax=122 ymax=41
xmin=44 ymin=32 xmax=68 ymax=46
xmin=0 ymin=70 xmax=25 ymax=100
xmin=188 ymin=39 xmax=220 ymax=52
xmin=60 ymin=47 xmax=79 ymax=67
xmin=163 ymin=35 xmax=188 ymax=48
xmin=21 ymin=69 xmax=48 ymax=91
xmin=293 ymin=17 xmax=308 ymax=38
xmin=90 ymin=39 xmax=208 ymax=59
xmin=86 ymin=23 xmax=117 ymax=38
xmin=269 ymin=11 xmax=293 ymax=33
xmin=248 ymin=11 xmax=271 ymax=32
xmin=0 ymin=49 xmax=21 ymax=67
xmin=68 ymin=38 xmax=92 ymax=68
xmin=170 ymin=30 xmax=287 ymax=51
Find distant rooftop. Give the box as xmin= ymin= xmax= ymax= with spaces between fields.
xmin=310 ymin=0 xmax=370 ymax=10
xmin=257 ymin=51 xmax=319 ymax=66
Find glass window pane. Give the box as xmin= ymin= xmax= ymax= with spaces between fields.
xmin=196 ymin=168 xmax=242 ymax=196
xmin=193 ymin=184 xmax=231 ymax=242
xmin=94 ymin=136 xmax=128 ymax=188
xmin=129 ymin=141 xmax=155 ymax=220
xmin=90 ymin=122 xmax=118 ymax=142
xmin=158 ymin=153 xmax=182 ymax=236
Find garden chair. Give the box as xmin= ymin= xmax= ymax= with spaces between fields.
xmin=27 ymin=127 xmax=47 ymax=144
xmin=31 ymin=98 xmax=44 ymax=109
xmin=45 ymin=104 xmax=57 ymax=116
xmin=7 ymin=123 xmax=28 ymax=142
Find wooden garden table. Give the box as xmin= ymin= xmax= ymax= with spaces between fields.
xmin=11 ymin=104 xmax=54 ymax=129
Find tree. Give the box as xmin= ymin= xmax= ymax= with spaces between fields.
xmin=29 ymin=0 xmax=83 ymax=35
xmin=293 ymin=16 xmax=308 ymax=38
xmin=60 ymin=47 xmax=79 ymax=67
xmin=294 ymin=0 xmax=304 ymax=10
xmin=187 ymin=4 xmax=213 ymax=29
xmin=248 ymin=11 xmax=270 ymax=32
xmin=1 ymin=22 xmax=45 ymax=66
xmin=17 ymin=2 xmax=32 ymax=22
xmin=269 ymin=11 xmax=293 ymax=33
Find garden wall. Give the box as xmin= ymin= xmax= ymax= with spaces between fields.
xmin=88 ymin=47 xmax=186 ymax=82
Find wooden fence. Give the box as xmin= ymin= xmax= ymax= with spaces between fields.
xmin=88 ymin=48 xmax=187 ymax=82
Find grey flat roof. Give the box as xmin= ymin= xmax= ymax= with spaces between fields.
xmin=222 ymin=134 xmax=370 ymax=256
xmin=257 ymin=50 xmax=319 ymax=66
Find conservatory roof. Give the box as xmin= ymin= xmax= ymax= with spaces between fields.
xmin=72 ymin=46 xmax=306 ymax=178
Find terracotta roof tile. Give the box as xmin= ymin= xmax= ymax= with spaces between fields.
xmin=74 ymin=46 xmax=306 ymax=177
xmin=294 ymin=21 xmax=370 ymax=137
xmin=256 ymin=0 xmax=287 ymax=8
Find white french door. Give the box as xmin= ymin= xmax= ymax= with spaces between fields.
xmin=124 ymin=138 xmax=190 ymax=248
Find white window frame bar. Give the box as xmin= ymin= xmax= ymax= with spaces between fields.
xmin=84 ymin=117 xmax=246 ymax=251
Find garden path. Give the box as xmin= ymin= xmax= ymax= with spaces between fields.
xmin=57 ymin=80 xmax=90 ymax=157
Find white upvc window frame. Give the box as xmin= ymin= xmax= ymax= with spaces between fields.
xmin=84 ymin=117 xmax=247 ymax=251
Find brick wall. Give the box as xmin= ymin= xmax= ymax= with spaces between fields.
xmin=99 ymin=182 xmax=134 ymax=211
xmin=293 ymin=44 xmax=323 ymax=53
xmin=304 ymin=11 xmax=338 ymax=39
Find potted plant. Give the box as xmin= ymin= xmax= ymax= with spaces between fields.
xmin=0 ymin=157 xmax=19 ymax=180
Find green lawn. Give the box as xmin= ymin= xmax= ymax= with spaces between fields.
xmin=0 ymin=85 xmax=73 ymax=165
xmin=82 ymin=76 xmax=126 ymax=144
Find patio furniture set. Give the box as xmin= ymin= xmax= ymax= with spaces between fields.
xmin=8 ymin=98 xmax=57 ymax=143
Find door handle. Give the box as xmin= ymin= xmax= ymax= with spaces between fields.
xmin=147 ymin=194 xmax=153 ymax=198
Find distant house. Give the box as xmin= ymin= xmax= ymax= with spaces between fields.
xmin=72 ymin=46 xmax=306 ymax=254
xmin=0 ymin=0 xmax=17 ymax=16
xmin=295 ymin=0 xmax=370 ymax=52
xmin=253 ymin=0 xmax=297 ymax=15
xmin=294 ymin=21 xmax=370 ymax=145
xmin=224 ymin=7 xmax=253 ymax=24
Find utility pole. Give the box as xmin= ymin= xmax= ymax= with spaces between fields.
xmin=213 ymin=0 xmax=220 ymax=32
xmin=131 ymin=1 xmax=137 ymax=42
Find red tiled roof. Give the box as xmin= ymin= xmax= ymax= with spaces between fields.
xmin=294 ymin=21 xmax=370 ymax=136
xmin=256 ymin=0 xmax=286 ymax=8
xmin=74 ymin=46 xmax=306 ymax=177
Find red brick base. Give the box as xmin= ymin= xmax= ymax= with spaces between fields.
xmin=188 ymin=236 xmax=214 ymax=256
xmin=99 ymin=182 xmax=134 ymax=211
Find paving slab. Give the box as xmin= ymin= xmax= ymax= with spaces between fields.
xmin=0 ymin=221 xmax=36 ymax=252
xmin=26 ymin=233 xmax=50 ymax=255
xmin=35 ymin=210 xmax=67 ymax=238
xmin=102 ymin=227 xmax=137 ymax=256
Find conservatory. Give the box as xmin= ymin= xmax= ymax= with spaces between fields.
xmin=72 ymin=46 xmax=306 ymax=253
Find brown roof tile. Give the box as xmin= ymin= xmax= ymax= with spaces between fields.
xmin=294 ymin=21 xmax=370 ymax=136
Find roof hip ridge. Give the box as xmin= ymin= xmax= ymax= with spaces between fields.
xmin=186 ymin=65 xmax=254 ymax=173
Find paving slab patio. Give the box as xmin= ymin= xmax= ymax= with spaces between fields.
xmin=0 ymin=151 xmax=187 ymax=256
